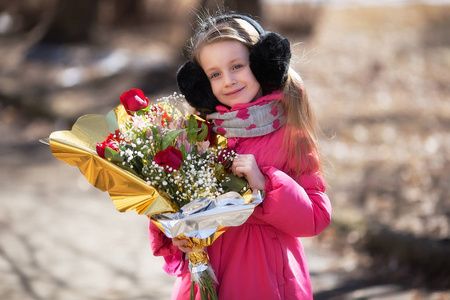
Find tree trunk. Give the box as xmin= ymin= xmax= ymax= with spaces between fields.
xmin=224 ymin=0 xmax=262 ymax=19
xmin=112 ymin=0 xmax=145 ymax=26
xmin=40 ymin=0 xmax=99 ymax=44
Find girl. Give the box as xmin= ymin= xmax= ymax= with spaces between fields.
xmin=149 ymin=13 xmax=332 ymax=300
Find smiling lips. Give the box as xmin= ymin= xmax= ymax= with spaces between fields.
xmin=225 ymin=87 xmax=244 ymax=97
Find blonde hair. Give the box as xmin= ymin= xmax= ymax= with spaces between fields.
xmin=188 ymin=17 xmax=259 ymax=62
xmin=283 ymin=67 xmax=323 ymax=175
xmin=187 ymin=15 xmax=323 ymax=176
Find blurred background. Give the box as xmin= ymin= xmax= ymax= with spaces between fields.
xmin=0 ymin=0 xmax=449 ymax=299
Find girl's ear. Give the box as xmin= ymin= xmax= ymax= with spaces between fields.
xmin=177 ymin=61 xmax=222 ymax=114
xmin=249 ymin=32 xmax=291 ymax=94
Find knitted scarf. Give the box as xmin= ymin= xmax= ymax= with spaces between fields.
xmin=207 ymin=98 xmax=286 ymax=138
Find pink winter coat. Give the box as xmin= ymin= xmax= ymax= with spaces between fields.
xmin=149 ymin=93 xmax=332 ymax=300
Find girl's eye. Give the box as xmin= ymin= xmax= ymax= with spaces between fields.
xmin=210 ymin=72 xmax=220 ymax=79
xmin=232 ymin=64 xmax=243 ymax=70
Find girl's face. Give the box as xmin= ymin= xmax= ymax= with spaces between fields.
xmin=199 ymin=40 xmax=262 ymax=108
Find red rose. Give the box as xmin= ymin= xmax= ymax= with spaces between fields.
xmin=120 ymin=89 xmax=149 ymax=115
xmin=96 ymin=130 xmax=121 ymax=158
xmin=96 ymin=140 xmax=119 ymax=158
xmin=154 ymin=146 xmax=183 ymax=172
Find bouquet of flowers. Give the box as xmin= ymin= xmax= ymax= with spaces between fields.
xmin=44 ymin=89 xmax=263 ymax=300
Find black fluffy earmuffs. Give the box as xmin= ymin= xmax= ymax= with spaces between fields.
xmin=177 ymin=14 xmax=291 ymax=114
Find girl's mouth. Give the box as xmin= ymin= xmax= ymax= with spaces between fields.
xmin=225 ymin=87 xmax=244 ymax=96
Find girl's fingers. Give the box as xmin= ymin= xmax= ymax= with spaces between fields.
xmin=231 ymin=154 xmax=266 ymax=190
xmin=179 ymin=246 xmax=192 ymax=253
xmin=172 ymin=238 xmax=192 ymax=253
xmin=233 ymin=167 xmax=245 ymax=178
xmin=172 ymin=237 xmax=187 ymax=246
xmin=232 ymin=161 xmax=247 ymax=177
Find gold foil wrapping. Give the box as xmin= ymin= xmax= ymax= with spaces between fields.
xmin=49 ymin=105 xmax=177 ymax=215
xmin=188 ymin=250 xmax=210 ymax=266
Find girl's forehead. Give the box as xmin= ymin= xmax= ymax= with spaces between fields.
xmin=199 ymin=40 xmax=249 ymax=65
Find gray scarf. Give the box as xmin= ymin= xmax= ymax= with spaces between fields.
xmin=207 ymin=100 xmax=286 ymax=138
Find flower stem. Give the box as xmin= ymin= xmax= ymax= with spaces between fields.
xmin=190 ymin=281 xmax=195 ymax=300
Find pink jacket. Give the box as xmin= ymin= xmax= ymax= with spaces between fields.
xmin=149 ymin=94 xmax=332 ymax=300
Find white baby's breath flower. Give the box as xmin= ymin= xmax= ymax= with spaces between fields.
xmin=131 ymin=115 xmax=146 ymax=130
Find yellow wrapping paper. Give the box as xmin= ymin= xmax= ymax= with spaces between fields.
xmin=49 ymin=105 xmax=177 ymax=215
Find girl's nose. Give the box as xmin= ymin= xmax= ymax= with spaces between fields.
xmin=223 ymin=71 xmax=237 ymax=86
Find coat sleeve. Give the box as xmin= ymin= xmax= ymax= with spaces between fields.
xmin=252 ymin=166 xmax=332 ymax=237
xmin=148 ymin=220 xmax=187 ymax=276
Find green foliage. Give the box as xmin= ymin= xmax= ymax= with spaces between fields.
xmin=161 ymin=129 xmax=185 ymax=150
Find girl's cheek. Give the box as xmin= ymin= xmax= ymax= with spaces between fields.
xmin=211 ymin=84 xmax=221 ymax=99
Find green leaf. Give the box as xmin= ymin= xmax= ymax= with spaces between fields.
xmin=186 ymin=115 xmax=198 ymax=143
xmin=140 ymin=106 xmax=151 ymax=114
xmin=221 ymin=174 xmax=249 ymax=193
xmin=179 ymin=144 xmax=188 ymax=160
xmin=187 ymin=127 xmax=201 ymax=144
xmin=161 ymin=129 xmax=185 ymax=150
xmin=188 ymin=114 xmax=197 ymax=131
xmin=118 ymin=164 xmax=139 ymax=176
xmin=196 ymin=122 xmax=208 ymax=142
xmin=104 ymin=146 xmax=123 ymax=164
xmin=150 ymin=126 xmax=161 ymax=148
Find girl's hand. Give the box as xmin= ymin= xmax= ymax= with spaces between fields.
xmin=231 ymin=154 xmax=266 ymax=191
xmin=172 ymin=237 xmax=192 ymax=253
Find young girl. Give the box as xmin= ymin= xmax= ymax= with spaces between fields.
xmin=149 ymin=13 xmax=332 ymax=300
